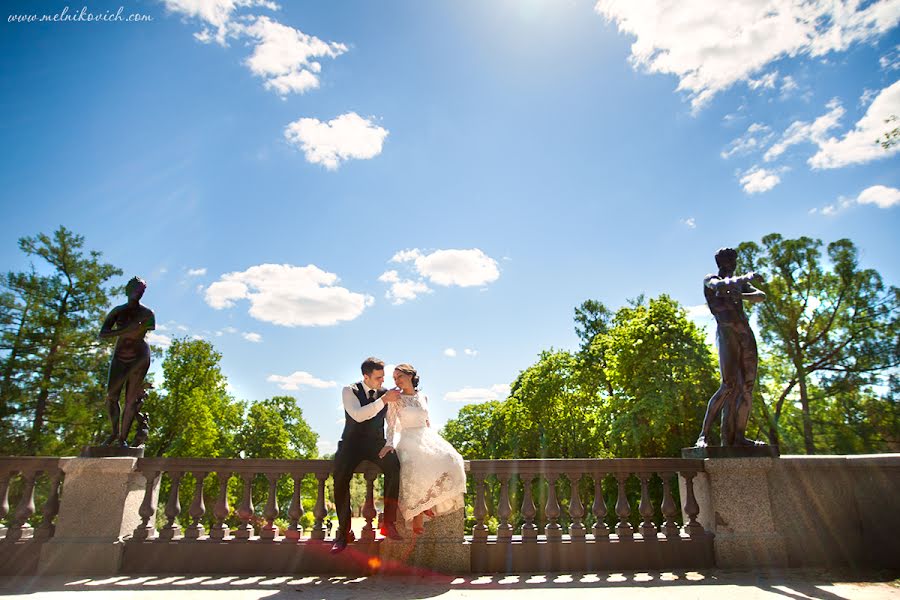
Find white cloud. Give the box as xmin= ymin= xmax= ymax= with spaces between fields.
xmin=811 ymin=184 xmax=900 ymax=216
xmin=721 ymin=122 xmax=773 ymax=159
xmin=443 ymin=348 xmax=457 ymax=357
xmin=317 ymin=439 xmax=337 ymax=455
xmin=444 ymin=384 xmax=511 ymax=404
xmin=880 ymin=45 xmax=900 ymax=71
xmin=858 ymin=184 xmax=900 ymax=208
xmin=378 ymin=270 xmax=431 ymax=305
xmin=242 ymin=332 xmax=263 ymax=343
xmin=205 ymin=263 xmax=373 ymax=326
xmin=464 ymin=348 xmax=478 ymax=356
xmin=680 ymin=217 xmax=696 ymax=229
xmin=739 ymin=166 xmax=784 ymax=194
xmin=163 ymin=2 xmax=344 ymax=97
xmin=595 ymin=0 xmax=900 ymax=111
xmin=391 ymin=248 xmax=500 ymax=288
xmin=163 ymin=0 xmax=274 ymax=44
xmin=748 ymin=71 xmax=778 ymax=90
xmin=146 ymin=332 xmax=172 ymax=348
xmin=808 ymin=81 xmax=900 ymax=169
xmin=764 ymin=99 xmax=845 ymax=162
xmin=284 ymin=113 xmax=388 ymax=169
xmin=236 ymin=15 xmax=347 ymax=96
xmin=187 ymin=267 xmax=207 ymax=277
xmin=685 ymin=304 xmax=710 ymax=320
xmin=267 ymin=370 xmax=337 ymax=390
xmin=223 ymin=326 xmax=238 ymax=334
xmin=859 ymin=88 xmax=878 ymax=107
xmin=780 ymin=75 xmax=799 ymax=96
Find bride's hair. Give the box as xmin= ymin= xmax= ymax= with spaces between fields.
xmin=395 ymin=363 xmax=419 ymax=389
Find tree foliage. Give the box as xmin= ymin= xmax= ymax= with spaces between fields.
xmin=443 ymin=295 xmax=717 ymax=458
xmin=0 ymin=227 xmax=121 ymax=455
xmin=738 ymin=234 xmax=900 ymax=453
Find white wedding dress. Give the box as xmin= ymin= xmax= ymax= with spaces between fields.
xmin=386 ymin=391 xmax=466 ymax=522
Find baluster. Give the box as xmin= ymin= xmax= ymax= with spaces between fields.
xmin=360 ymin=470 xmax=377 ymax=542
xmin=614 ymin=472 xmax=633 ymax=539
xmin=638 ymin=472 xmax=657 ymax=539
xmin=285 ymin=472 xmax=304 ymax=541
xmin=34 ymin=469 xmax=62 ymax=540
xmin=209 ymin=472 xmax=231 ymax=540
xmin=473 ymin=474 xmax=488 ymax=541
xmin=520 ymin=474 xmax=537 ymax=542
xmin=544 ymin=473 xmax=561 ymax=542
xmin=681 ymin=470 xmax=703 ymax=538
xmin=0 ymin=471 xmax=11 ymax=526
xmin=160 ymin=471 xmax=184 ymax=541
xmin=234 ymin=472 xmax=255 ymax=539
xmin=497 ymin=475 xmax=513 ymax=541
xmin=259 ymin=473 xmax=279 ymax=540
xmin=7 ymin=470 xmax=38 ymax=542
xmin=568 ymin=473 xmax=585 ymax=541
xmin=184 ymin=471 xmax=208 ymax=540
xmin=132 ymin=469 xmax=160 ymax=541
xmin=592 ymin=473 xmax=609 ymax=540
xmin=310 ymin=472 xmax=327 ymax=541
xmin=660 ymin=471 xmax=680 ymax=539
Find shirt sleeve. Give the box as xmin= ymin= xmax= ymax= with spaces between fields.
xmin=385 ymin=401 xmax=400 ymax=447
xmin=341 ymin=386 xmax=386 ymax=423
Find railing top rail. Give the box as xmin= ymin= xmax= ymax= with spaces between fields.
xmin=135 ymin=457 xmax=383 ymax=475
xmin=0 ymin=456 xmax=62 ymax=473
xmin=464 ymin=457 xmax=705 ymax=475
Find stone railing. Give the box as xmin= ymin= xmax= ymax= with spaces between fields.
xmin=1 ymin=454 xmax=898 ymax=575
xmin=0 ymin=456 xmax=64 ymax=573
xmin=466 ymin=458 xmax=712 ymax=572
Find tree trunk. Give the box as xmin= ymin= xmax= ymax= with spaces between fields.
xmin=27 ymin=293 xmax=67 ymax=455
xmin=796 ymin=367 xmax=816 ymax=454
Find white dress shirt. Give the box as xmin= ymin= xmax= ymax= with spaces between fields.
xmin=341 ymin=382 xmax=386 ymax=423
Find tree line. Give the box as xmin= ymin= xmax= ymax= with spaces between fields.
xmin=0 ymin=226 xmax=318 ymax=462
xmin=2 ymin=227 xmax=898 ymax=463
xmin=441 ymin=234 xmax=899 ymax=458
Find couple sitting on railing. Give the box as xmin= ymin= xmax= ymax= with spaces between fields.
xmin=332 ymin=357 xmax=467 ymax=554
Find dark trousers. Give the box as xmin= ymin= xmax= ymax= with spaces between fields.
xmin=332 ymin=436 xmax=400 ymax=537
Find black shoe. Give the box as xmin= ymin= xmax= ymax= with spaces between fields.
xmin=383 ymin=522 xmax=403 ymax=541
xmin=330 ymin=530 xmax=355 ymax=554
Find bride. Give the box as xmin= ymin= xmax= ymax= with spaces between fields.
xmin=377 ymin=363 xmax=466 ymax=534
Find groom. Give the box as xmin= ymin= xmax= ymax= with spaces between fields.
xmin=331 ymin=357 xmax=402 ymax=554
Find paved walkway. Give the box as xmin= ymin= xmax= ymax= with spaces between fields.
xmin=0 ymin=570 xmax=897 ymax=599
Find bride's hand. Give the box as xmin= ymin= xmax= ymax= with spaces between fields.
xmin=378 ymin=445 xmax=395 ymax=458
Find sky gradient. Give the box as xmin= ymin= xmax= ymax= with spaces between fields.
xmin=2 ymin=0 xmax=899 ymax=455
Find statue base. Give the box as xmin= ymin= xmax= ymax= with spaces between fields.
xmin=682 ymin=445 xmax=779 ymax=459
xmin=80 ymin=445 xmax=145 ymax=458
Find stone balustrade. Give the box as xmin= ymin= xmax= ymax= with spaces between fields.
xmin=1 ymin=454 xmax=897 ymax=575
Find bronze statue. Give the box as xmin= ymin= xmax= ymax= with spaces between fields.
xmin=697 ymin=248 xmax=766 ymax=447
xmin=99 ymin=276 xmax=155 ymax=447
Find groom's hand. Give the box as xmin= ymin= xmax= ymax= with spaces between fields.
xmin=382 ymin=389 xmax=401 ymax=403
xmin=378 ymin=445 xmax=395 ymax=458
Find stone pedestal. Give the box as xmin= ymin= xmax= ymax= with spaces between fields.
xmin=379 ymin=505 xmax=469 ymax=574
xmin=682 ymin=445 xmax=779 ymax=459
xmin=38 ymin=457 xmax=148 ymax=575
xmin=684 ymin=457 xmax=788 ymax=569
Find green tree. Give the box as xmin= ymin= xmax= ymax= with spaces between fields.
xmin=597 ymin=295 xmax=718 ymax=457
xmin=144 ymin=338 xmax=242 ymax=458
xmin=235 ymin=396 xmax=318 ymax=460
xmin=738 ymin=235 xmax=900 ymax=453
xmin=0 ymin=227 xmax=122 ymax=455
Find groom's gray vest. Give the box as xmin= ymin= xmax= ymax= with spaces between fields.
xmin=341 ymin=383 xmax=388 ymax=441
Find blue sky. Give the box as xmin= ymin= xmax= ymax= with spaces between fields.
xmin=2 ymin=0 xmax=899 ymax=455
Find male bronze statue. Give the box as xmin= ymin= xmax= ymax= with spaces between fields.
xmin=697 ymin=248 xmax=766 ymax=447
xmin=99 ymin=276 xmax=155 ymax=447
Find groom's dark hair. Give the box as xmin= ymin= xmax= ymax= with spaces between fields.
xmin=361 ymin=357 xmax=385 ymax=376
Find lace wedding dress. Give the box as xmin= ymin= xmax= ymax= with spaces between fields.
xmin=386 ymin=391 xmax=466 ymax=522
